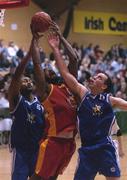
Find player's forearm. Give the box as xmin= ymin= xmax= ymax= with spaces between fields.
xmin=8 ymin=51 xmax=31 ymax=106
xmin=9 ymin=51 xmax=31 ymax=93
xmin=61 ymin=37 xmax=77 ymax=60
xmin=53 ymin=47 xmax=79 ymax=94
xmin=32 ymin=46 xmax=46 ymax=95
xmin=60 ymin=37 xmax=78 ymax=78
xmin=13 ymin=52 xmax=31 ymax=80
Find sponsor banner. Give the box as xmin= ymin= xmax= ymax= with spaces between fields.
xmin=73 ymin=10 xmax=127 ymax=35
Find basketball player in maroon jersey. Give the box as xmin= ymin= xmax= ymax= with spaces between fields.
xmin=29 ymin=23 xmax=78 ymax=180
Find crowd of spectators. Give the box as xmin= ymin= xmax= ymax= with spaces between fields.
xmin=1 ymin=38 xmax=127 ymax=109
xmin=1 ymin=38 xmax=127 ymax=145
xmin=74 ymin=42 xmax=127 ymax=100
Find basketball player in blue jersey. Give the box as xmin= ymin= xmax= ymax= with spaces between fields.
xmin=8 ymin=39 xmax=45 ymax=180
xmin=48 ymin=33 xmax=127 ymax=180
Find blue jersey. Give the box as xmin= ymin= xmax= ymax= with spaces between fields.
xmin=10 ymin=95 xmax=45 ymax=152
xmin=78 ymin=92 xmax=115 ymax=147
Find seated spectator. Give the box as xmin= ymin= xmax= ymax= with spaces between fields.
xmin=0 ymin=90 xmax=9 ymax=109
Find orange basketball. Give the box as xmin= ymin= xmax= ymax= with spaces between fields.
xmin=31 ymin=11 xmax=52 ymax=33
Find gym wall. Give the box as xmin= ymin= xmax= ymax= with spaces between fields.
xmin=0 ymin=0 xmax=127 ymax=53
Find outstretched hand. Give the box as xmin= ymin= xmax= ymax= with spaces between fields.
xmin=49 ymin=21 xmax=62 ymax=38
xmin=48 ymin=32 xmax=60 ymax=50
xmin=30 ymin=24 xmax=44 ymax=39
xmin=29 ymin=23 xmax=44 ymax=54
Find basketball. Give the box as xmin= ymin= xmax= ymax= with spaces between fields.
xmin=31 ymin=11 xmax=52 ymax=33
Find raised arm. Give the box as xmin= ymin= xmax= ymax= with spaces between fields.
xmin=61 ymin=37 xmax=78 ymax=78
xmin=31 ymin=35 xmax=49 ymax=100
xmin=48 ymin=33 xmax=87 ymax=99
xmin=51 ymin=22 xmax=78 ymax=78
xmin=8 ymin=43 xmax=32 ymax=111
xmin=110 ymin=96 xmax=127 ymax=110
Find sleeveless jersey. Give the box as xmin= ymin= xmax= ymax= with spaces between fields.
xmin=78 ymin=92 xmax=115 ymax=146
xmin=10 ymin=96 xmax=45 ymax=151
xmin=42 ymin=84 xmax=77 ymax=137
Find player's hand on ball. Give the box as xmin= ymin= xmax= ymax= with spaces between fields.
xmin=50 ymin=21 xmax=62 ymax=38
xmin=30 ymin=24 xmax=43 ymax=40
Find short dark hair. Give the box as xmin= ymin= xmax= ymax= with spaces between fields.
xmin=103 ymin=73 xmax=113 ymax=93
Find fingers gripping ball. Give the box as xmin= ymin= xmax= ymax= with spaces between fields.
xmin=31 ymin=12 xmax=52 ymax=33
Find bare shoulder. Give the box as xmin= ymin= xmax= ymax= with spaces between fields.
xmin=110 ymin=96 xmax=118 ymax=106
xmin=39 ymin=83 xmax=52 ymax=102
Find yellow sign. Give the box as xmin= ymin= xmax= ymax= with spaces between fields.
xmin=73 ymin=10 xmax=127 ymax=35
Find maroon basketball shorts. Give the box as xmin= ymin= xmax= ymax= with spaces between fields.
xmin=35 ymin=137 xmax=76 ymax=179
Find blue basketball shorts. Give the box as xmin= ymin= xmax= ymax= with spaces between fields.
xmin=74 ymin=144 xmax=121 ymax=180
xmin=11 ymin=148 xmax=38 ymax=180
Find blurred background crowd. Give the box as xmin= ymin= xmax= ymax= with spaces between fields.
xmin=1 ymin=38 xmax=127 ymax=105
xmin=1 ymin=38 xmax=127 ymax=145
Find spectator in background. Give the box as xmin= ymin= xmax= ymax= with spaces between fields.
xmin=0 ymin=39 xmax=8 ymax=68
xmin=7 ymin=41 xmax=18 ymax=58
xmin=0 ymin=39 xmax=6 ymax=55
xmin=82 ymin=43 xmax=93 ymax=58
xmin=0 ymin=90 xmax=9 ymax=109
xmin=16 ymin=47 xmax=25 ymax=59
xmin=6 ymin=41 xmax=19 ymax=72
xmin=118 ymin=43 xmax=126 ymax=58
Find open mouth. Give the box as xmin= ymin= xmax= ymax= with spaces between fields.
xmin=27 ymin=84 xmax=33 ymax=89
xmin=88 ymin=78 xmax=94 ymax=84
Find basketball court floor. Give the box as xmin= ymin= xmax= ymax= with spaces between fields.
xmin=0 ymin=136 xmax=127 ymax=180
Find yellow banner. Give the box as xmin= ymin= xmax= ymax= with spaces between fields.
xmin=73 ymin=10 xmax=127 ymax=35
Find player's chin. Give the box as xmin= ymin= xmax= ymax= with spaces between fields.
xmin=88 ymin=83 xmax=94 ymax=88
xmin=20 ymin=88 xmax=33 ymax=96
xmin=27 ymin=86 xmax=33 ymax=92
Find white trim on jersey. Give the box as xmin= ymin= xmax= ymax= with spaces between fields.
xmin=108 ymin=116 xmax=116 ymax=136
xmin=111 ymin=120 xmax=120 ymax=135
xmin=24 ymin=96 xmax=38 ymax=105
xmin=77 ymin=116 xmax=81 ymax=138
xmin=106 ymin=93 xmax=112 ymax=104
xmin=113 ymin=140 xmax=120 ymax=168
xmin=77 ymin=91 xmax=90 ymax=111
